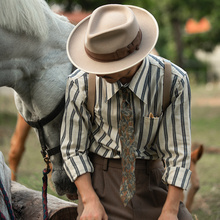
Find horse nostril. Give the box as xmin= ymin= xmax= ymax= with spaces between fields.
xmin=51 ymin=170 xmax=78 ymax=197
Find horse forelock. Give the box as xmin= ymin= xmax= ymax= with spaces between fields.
xmin=0 ymin=0 xmax=54 ymax=39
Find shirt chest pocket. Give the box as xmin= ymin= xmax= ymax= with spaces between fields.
xmin=141 ymin=114 xmax=162 ymax=147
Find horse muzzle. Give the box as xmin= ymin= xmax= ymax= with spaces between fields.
xmin=51 ymin=168 xmax=77 ymax=199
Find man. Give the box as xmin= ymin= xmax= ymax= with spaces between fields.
xmin=61 ymin=4 xmax=192 ymax=220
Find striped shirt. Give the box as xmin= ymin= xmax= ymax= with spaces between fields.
xmin=61 ymin=54 xmax=192 ymax=190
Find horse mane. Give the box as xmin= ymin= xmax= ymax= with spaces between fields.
xmin=0 ymin=0 xmax=53 ymax=39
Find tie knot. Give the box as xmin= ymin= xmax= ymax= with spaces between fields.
xmin=121 ymin=88 xmax=131 ymax=103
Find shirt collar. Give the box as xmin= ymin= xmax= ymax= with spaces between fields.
xmin=105 ymin=57 xmax=150 ymax=103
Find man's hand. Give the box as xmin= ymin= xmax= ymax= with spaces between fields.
xmin=158 ymin=185 xmax=183 ymax=220
xmin=158 ymin=210 xmax=178 ymax=220
xmin=80 ymin=193 xmax=108 ymax=220
xmin=75 ymin=173 xmax=108 ymax=220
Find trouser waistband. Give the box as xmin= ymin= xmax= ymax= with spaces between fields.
xmin=89 ymin=153 xmax=164 ymax=171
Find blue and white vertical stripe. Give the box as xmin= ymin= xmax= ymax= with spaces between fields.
xmin=61 ymin=54 xmax=192 ymax=190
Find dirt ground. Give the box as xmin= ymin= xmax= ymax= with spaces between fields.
xmin=193 ymin=97 xmax=220 ymax=106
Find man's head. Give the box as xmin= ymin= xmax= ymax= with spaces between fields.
xmin=96 ymin=61 xmax=142 ymax=84
xmin=67 ymin=4 xmax=158 ymax=75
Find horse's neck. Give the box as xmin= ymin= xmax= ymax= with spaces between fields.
xmin=0 ymin=14 xmax=74 ymax=120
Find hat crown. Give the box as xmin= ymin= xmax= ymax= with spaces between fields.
xmin=85 ymin=5 xmax=140 ymax=54
xmin=66 ymin=4 xmax=159 ymax=74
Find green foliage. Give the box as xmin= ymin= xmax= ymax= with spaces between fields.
xmin=125 ymin=0 xmax=220 ymax=82
xmin=47 ymin=0 xmax=220 ymax=83
xmin=47 ymin=0 xmax=125 ymax=11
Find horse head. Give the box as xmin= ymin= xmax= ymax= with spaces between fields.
xmin=0 ymin=0 xmax=77 ymax=198
xmin=182 ymin=143 xmax=204 ymax=212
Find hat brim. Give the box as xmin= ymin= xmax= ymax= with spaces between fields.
xmin=66 ymin=5 xmax=159 ymax=75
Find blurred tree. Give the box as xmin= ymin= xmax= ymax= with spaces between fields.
xmin=125 ymin=0 xmax=219 ymax=82
xmin=47 ymin=0 xmax=124 ymax=11
xmin=47 ymin=0 xmax=74 ymax=11
xmin=47 ymin=0 xmax=220 ymax=82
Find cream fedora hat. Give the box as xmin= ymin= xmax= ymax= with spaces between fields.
xmin=67 ymin=4 xmax=159 ymax=75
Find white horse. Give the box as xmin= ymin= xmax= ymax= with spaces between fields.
xmin=0 ymin=0 xmax=77 ymax=198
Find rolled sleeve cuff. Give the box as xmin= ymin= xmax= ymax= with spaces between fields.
xmin=162 ymin=166 xmax=192 ymax=190
xmin=63 ymin=154 xmax=94 ymax=182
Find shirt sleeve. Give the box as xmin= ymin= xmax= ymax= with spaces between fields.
xmin=157 ymin=73 xmax=192 ymax=190
xmin=60 ymin=74 xmax=94 ymax=182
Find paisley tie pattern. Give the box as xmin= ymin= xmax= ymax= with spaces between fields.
xmin=119 ymin=88 xmax=137 ymax=207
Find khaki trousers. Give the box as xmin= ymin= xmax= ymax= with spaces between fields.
xmin=77 ymin=154 xmax=193 ymax=220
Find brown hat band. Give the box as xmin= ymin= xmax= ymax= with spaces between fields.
xmin=85 ymin=29 xmax=142 ymax=62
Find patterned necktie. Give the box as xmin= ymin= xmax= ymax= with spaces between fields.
xmin=118 ymin=88 xmax=136 ymax=207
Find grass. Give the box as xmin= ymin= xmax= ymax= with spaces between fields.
xmin=191 ymin=106 xmax=220 ymax=147
xmin=191 ymin=153 xmax=220 ymax=219
xmin=191 ymin=84 xmax=220 ymax=148
xmin=1 ymin=84 xmax=220 ymax=219
xmin=190 ymin=84 xmax=220 ymax=220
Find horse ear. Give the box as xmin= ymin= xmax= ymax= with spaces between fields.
xmin=197 ymin=144 xmax=204 ymax=160
xmin=191 ymin=144 xmax=204 ymax=163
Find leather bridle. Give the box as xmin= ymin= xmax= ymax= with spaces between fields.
xmin=25 ymin=95 xmax=65 ymax=162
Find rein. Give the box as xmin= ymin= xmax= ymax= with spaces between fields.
xmin=0 ymin=179 xmax=15 ymax=220
xmin=25 ymin=95 xmax=65 ymax=219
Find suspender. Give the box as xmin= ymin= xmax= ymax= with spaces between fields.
xmin=87 ymin=73 xmax=96 ymax=121
xmin=87 ymin=61 xmax=172 ymax=121
xmin=163 ymin=61 xmax=172 ymax=112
